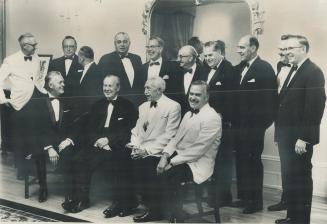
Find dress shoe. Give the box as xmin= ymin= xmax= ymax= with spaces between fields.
xmin=231 ymin=200 xmax=247 ymax=208
xmin=133 ymin=211 xmax=163 ymax=223
xmin=169 ymin=215 xmax=184 ymax=223
xmin=38 ymin=188 xmax=48 ymax=203
xmin=103 ymin=202 xmax=121 ymax=218
xmin=268 ymin=201 xmax=287 ymax=211
xmin=275 ymin=218 xmax=293 ymax=223
xmin=61 ymin=196 xmax=75 ymax=212
xmin=70 ymin=200 xmax=90 ymax=213
xmin=242 ymin=203 xmax=263 ymax=214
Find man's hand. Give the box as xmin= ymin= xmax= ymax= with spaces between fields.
xmin=2 ymin=98 xmax=12 ymax=108
xmin=48 ymin=147 xmax=59 ymax=166
xmin=131 ymin=148 xmax=148 ymax=160
xmin=295 ymin=139 xmax=307 ymax=155
xmin=58 ymin=139 xmax=73 ymax=152
xmin=157 ymin=153 xmax=170 ymax=175
xmin=102 ymin=144 xmax=112 ymax=151
xmin=94 ymin=137 xmax=109 ymax=149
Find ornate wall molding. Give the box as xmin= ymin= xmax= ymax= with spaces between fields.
xmin=141 ymin=0 xmax=156 ymax=39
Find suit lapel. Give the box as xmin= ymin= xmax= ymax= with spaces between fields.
xmin=241 ymin=57 xmax=259 ymax=85
xmin=46 ymin=98 xmax=57 ymax=126
xmin=58 ymin=99 xmax=64 ymax=127
xmin=209 ymin=62 xmax=224 ymax=86
xmin=143 ymin=100 xmax=163 ymax=137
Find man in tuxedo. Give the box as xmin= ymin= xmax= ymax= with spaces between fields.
xmin=234 ymin=35 xmax=278 ymax=214
xmin=73 ymin=46 xmax=103 ymax=120
xmin=63 ymin=75 xmax=138 ymax=214
xmin=175 ymin=45 xmax=206 ymax=115
xmin=48 ymin=36 xmax=83 ymax=98
xmin=128 ymin=76 xmax=181 ymax=222
xmin=97 ymin=32 xmax=143 ymax=106
xmin=157 ymin=80 xmax=222 ymax=222
xmin=0 ymin=33 xmax=45 ymax=179
xmin=274 ymin=35 xmax=325 ymax=224
xmin=203 ymin=40 xmax=238 ymax=207
xmin=141 ymin=36 xmax=183 ymax=101
xmin=267 ymin=35 xmax=292 ymax=212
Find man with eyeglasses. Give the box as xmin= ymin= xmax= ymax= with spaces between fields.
xmin=233 ymin=35 xmax=278 ymax=214
xmin=140 ymin=36 xmax=183 ymax=102
xmin=98 ymin=32 xmax=143 ymax=106
xmin=0 ymin=33 xmax=46 ymax=180
xmin=48 ymin=36 xmax=83 ymax=98
xmin=274 ymin=35 xmax=325 ymax=224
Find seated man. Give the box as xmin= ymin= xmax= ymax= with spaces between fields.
xmin=127 ymin=76 xmax=181 ymax=222
xmin=63 ymin=75 xmax=138 ymax=214
xmin=157 ymin=80 xmax=222 ymax=222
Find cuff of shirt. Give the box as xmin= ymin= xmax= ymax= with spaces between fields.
xmin=44 ymin=145 xmax=53 ymax=151
xmin=66 ymin=138 xmax=74 ymax=146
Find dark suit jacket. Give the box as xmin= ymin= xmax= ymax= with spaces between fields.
xmin=275 ymin=59 xmax=326 ymax=145
xmin=72 ymin=62 xmax=103 ymax=119
xmin=97 ymin=51 xmax=143 ymax=105
xmin=234 ymin=57 xmax=278 ymax=129
xmin=82 ymin=96 xmax=138 ymax=151
xmin=203 ymin=59 xmax=238 ymax=123
xmin=48 ymin=55 xmax=83 ymax=97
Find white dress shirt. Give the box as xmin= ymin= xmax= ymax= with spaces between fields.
xmin=104 ymin=96 xmax=117 ymax=128
xmin=147 ymin=57 xmax=162 ymax=79
xmin=240 ymin=55 xmax=258 ymax=84
xmin=0 ymin=51 xmax=44 ymax=110
xmin=121 ymin=57 xmax=134 ymax=87
xmin=64 ymin=57 xmax=73 ymax=76
xmin=48 ymin=92 xmax=60 ymax=122
xmin=184 ymin=63 xmax=197 ymax=94
xmin=207 ymin=59 xmax=223 ymax=84
xmin=80 ymin=61 xmax=93 ymax=84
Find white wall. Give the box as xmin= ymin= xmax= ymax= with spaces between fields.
xmin=5 ymin=0 xmax=148 ymax=62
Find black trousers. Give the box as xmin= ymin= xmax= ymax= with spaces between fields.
xmin=73 ymin=147 xmax=134 ymax=207
xmin=132 ymin=156 xmax=162 ymax=213
xmin=277 ymin=142 xmax=288 ymax=204
xmin=235 ymin=126 xmax=266 ymax=204
xmin=278 ymin=137 xmax=313 ymax=224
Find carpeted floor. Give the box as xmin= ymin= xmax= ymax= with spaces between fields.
xmin=0 ymin=198 xmax=89 ymax=222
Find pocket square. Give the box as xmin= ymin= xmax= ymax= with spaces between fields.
xmin=215 ymin=81 xmax=222 ymax=86
xmin=77 ymin=69 xmax=84 ymax=72
xmin=63 ymin=110 xmax=70 ymax=112
xmin=162 ymin=75 xmax=170 ymax=80
xmin=118 ymin=117 xmax=124 ymax=120
xmin=247 ymin=79 xmax=255 ymax=83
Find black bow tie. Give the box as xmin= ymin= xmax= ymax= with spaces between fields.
xmin=150 ymin=61 xmax=160 ymax=66
xmin=282 ymin=63 xmax=291 ymax=67
xmin=183 ymin=68 xmax=193 ymax=74
xmin=150 ymin=101 xmax=157 ymax=108
xmin=65 ymin=56 xmax=74 ymax=60
xmin=24 ymin=56 xmax=32 ymax=61
xmin=190 ymin=108 xmax=199 ymax=116
xmin=107 ymin=99 xmax=116 ymax=105
xmin=120 ymin=54 xmax=129 ymax=59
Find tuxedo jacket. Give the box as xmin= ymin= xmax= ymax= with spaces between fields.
xmin=234 ymin=57 xmax=278 ymax=129
xmin=130 ymin=94 xmax=181 ymax=156
xmin=48 ymin=55 xmax=83 ymax=97
xmin=163 ymin=104 xmax=222 ymax=184
xmin=72 ymin=62 xmax=103 ymax=119
xmin=275 ymin=59 xmax=326 ymax=145
xmin=203 ymin=59 xmax=238 ymax=123
xmin=83 ymin=96 xmax=138 ymax=151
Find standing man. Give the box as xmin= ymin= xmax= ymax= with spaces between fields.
xmin=128 ymin=76 xmax=181 ymax=222
xmin=203 ymin=40 xmax=238 ymax=207
xmin=267 ymin=35 xmax=292 ymax=212
xmin=141 ymin=36 xmax=182 ymax=101
xmin=97 ymin=32 xmax=143 ymax=106
xmin=157 ymin=80 xmax=222 ymax=222
xmin=234 ymin=35 xmax=278 ymax=214
xmin=63 ymin=75 xmax=138 ymax=214
xmin=274 ymin=35 xmax=325 ymax=224
xmin=48 ymin=36 xmax=83 ymax=98
xmin=175 ymin=45 xmax=206 ymax=115
xmin=0 ymin=33 xmax=45 ymax=179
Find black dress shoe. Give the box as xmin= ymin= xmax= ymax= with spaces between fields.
xmin=61 ymin=197 xmax=75 ymax=212
xmin=38 ymin=188 xmax=48 ymax=203
xmin=169 ymin=215 xmax=184 ymax=223
xmin=133 ymin=211 xmax=163 ymax=223
xmin=268 ymin=201 xmax=287 ymax=211
xmin=103 ymin=202 xmax=121 ymax=218
xmin=70 ymin=200 xmax=90 ymax=213
xmin=275 ymin=218 xmax=293 ymax=223
xmin=242 ymin=203 xmax=263 ymax=214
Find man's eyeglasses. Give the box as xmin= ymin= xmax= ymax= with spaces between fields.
xmin=146 ymin=45 xmax=160 ymax=49
xmin=178 ymin=55 xmax=191 ymax=58
xmin=284 ymin=46 xmax=303 ymax=51
xmin=24 ymin=43 xmax=38 ymax=48
xmin=63 ymin=45 xmax=76 ymax=49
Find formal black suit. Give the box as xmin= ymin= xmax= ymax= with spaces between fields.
xmin=204 ymin=59 xmax=238 ymax=205
xmin=48 ymin=55 xmax=83 ymax=98
xmin=97 ymin=51 xmax=143 ymax=106
xmin=275 ymin=59 xmax=325 ymax=223
xmin=72 ymin=96 xmax=138 ymax=207
xmin=234 ymin=57 xmax=278 ymax=206
xmin=71 ymin=62 xmax=103 ymax=120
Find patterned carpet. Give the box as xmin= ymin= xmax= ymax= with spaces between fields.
xmin=0 ymin=198 xmax=88 ymax=222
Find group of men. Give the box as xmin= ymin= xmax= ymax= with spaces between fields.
xmin=0 ymin=31 xmax=325 ymax=224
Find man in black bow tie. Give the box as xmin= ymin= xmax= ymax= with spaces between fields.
xmin=63 ymin=75 xmax=138 ymax=214
xmin=48 ymin=36 xmax=83 ymax=98
xmin=98 ymin=32 xmax=143 ymax=106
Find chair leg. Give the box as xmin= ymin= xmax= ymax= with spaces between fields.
xmin=214 ymin=203 xmax=221 ymax=223
xmin=195 ymin=185 xmax=204 ymax=215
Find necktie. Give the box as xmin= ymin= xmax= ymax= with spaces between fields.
xmin=150 ymin=101 xmax=157 ymax=108
xmin=190 ymin=108 xmax=199 ymax=117
xmin=183 ymin=68 xmax=193 ymax=74
xmin=120 ymin=54 xmax=129 ymax=59
xmin=24 ymin=56 xmax=32 ymax=61
xmin=280 ymin=65 xmax=298 ymax=92
xmin=65 ymin=56 xmax=74 ymax=60
xmin=150 ymin=61 xmax=160 ymax=66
